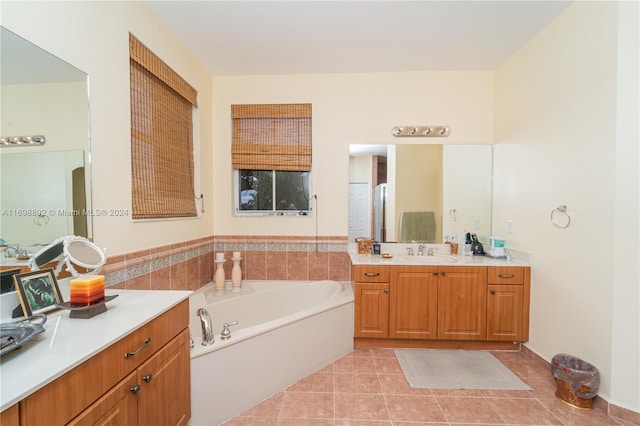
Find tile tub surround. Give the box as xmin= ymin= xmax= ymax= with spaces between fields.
xmin=103 ymin=235 xmax=351 ymax=290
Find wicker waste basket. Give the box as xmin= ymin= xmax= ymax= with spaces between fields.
xmin=551 ymin=353 xmax=600 ymax=410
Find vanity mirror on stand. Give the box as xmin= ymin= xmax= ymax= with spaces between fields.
xmin=348 ymin=143 xmax=493 ymax=245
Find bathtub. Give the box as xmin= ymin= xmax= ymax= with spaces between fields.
xmin=189 ymin=280 xmax=354 ymax=425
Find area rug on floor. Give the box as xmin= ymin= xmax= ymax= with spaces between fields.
xmin=395 ymin=349 xmax=533 ymax=390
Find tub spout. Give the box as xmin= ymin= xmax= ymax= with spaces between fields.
xmin=197 ymin=308 xmax=214 ymax=346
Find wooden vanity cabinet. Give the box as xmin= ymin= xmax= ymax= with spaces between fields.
xmin=0 ymin=404 xmax=19 ymax=426
xmin=388 ymin=266 xmax=438 ymax=339
xmin=353 ymin=265 xmax=390 ymax=338
xmin=486 ymin=266 xmax=530 ymax=342
xmin=353 ymin=263 xmax=531 ymax=349
xmin=437 ymin=266 xmax=487 ymax=341
xmin=19 ymin=300 xmax=190 ymax=426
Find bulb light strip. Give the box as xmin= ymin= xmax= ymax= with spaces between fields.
xmin=391 ymin=126 xmax=450 ymax=137
xmin=0 ymin=135 xmax=46 ymax=147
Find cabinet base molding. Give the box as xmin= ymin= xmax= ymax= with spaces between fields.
xmin=354 ymin=338 xmax=522 ymax=351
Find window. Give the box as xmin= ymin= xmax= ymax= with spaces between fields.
xmin=129 ymin=34 xmax=198 ymax=219
xmin=232 ymin=104 xmax=312 ymax=216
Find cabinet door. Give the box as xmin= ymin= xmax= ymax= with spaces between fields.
xmin=67 ymin=372 xmax=138 ymax=426
xmin=0 ymin=404 xmax=19 ymax=426
xmin=354 ymin=283 xmax=389 ymax=338
xmin=487 ymin=285 xmax=523 ymax=341
xmin=389 ymin=266 xmax=438 ymax=339
xmin=137 ymin=329 xmax=191 ymax=426
xmin=437 ymin=266 xmax=487 ymax=340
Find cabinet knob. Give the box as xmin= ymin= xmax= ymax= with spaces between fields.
xmin=143 ymin=374 xmax=153 ymax=383
xmin=364 ymin=272 xmax=380 ymax=277
xmin=433 ymin=271 xmax=438 ymax=276
xmin=490 ymin=289 xmax=496 ymax=295
xmin=384 ymin=288 xmax=389 ymax=293
xmin=130 ymin=384 xmax=141 ymax=395
xmin=441 ymin=271 xmax=446 ymax=276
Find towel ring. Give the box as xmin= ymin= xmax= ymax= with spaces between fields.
xmin=551 ymin=205 xmax=571 ymax=229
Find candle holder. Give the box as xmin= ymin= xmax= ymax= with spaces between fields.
xmin=214 ymin=257 xmax=226 ymax=295
xmin=231 ymin=253 xmax=242 ymax=293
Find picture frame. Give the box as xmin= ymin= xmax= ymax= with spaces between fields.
xmin=13 ymin=268 xmax=62 ymax=317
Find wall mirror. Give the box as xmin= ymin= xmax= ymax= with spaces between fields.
xmin=349 ymin=143 xmax=493 ymax=245
xmin=0 ymin=27 xmax=92 ymax=254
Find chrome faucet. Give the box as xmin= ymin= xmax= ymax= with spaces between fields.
xmin=3 ymin=246 xmax=19 ymax=258
xmin=196 ymin=308 xmax=214 ymax=346
xmin=417 ymin=244 xmax=425 ymax=256
xmin=427 ymin=247 xmax=435 ymax=256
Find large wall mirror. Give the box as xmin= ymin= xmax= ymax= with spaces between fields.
xmin=349 ymin=144 xmax=493 ymax=245
xmin=0 ymin=27 xmax=92 ymax=251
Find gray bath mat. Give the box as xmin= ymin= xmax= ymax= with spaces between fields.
xmin=395 ymin=349 xmax=532 ymax=390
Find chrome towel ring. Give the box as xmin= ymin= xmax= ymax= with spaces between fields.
xmin=551 ymin=205 xmax=571 ymax=229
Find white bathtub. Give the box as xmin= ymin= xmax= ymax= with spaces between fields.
xmin=189 ymin=280 xmax=354 ymax=426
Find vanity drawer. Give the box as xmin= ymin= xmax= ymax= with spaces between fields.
xmin=21 ymin=299 xmax=189 ymax=426
xmin=353 ymin=265 xmax=389 ymax=283
xmin=488 ymin=267 xmax=524 ymax=285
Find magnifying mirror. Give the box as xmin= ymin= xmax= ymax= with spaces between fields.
xmin=29 ymin=236 xmax=106 ymax=278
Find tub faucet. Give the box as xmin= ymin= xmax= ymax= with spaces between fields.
xmin=196 ymin=308 xmax=214 ymax=346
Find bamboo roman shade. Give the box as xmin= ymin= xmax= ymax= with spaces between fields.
xmin=129 ymin=34 xmax=198 ymax=219
xmin=232 ymin=104 xmax=312 ymax=171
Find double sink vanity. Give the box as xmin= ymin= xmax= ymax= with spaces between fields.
xmin=350 ymin=244 xmax=531 ymax=350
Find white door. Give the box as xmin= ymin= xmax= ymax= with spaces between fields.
xmin=348 ymin=182 xmax=371 ymax=242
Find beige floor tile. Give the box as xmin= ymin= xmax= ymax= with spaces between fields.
xmin=436 ymin=395 xmax=505 ymax=424
xmin=384 ymin=394 xmax=447 ymax=422
xmin=335 ymin=393 xmax=389 ymax=421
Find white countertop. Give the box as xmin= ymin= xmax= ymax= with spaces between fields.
xmin=0 ymin=289 xmax=191 ymax=411
xmin=348 ymin=244 xmax=531 ymax=267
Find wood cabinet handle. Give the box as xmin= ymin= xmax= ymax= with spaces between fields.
xmin=364 ymin=272 xmax=380 ymax=277
xmin=441 ymin=271 xmax=446 ymax=276
xmin=130 ymin=384 xmax=141 ymax=395
xmin=143 ymin=374 xmax=153 ymax=383
xmin=124 ymin=337 xmax=151 ymax=359
xmin=384 ymin=288 xmax=389 ymax=293
xmin=433 ymin=271 xmax=438 ymax=276
xmin=498 ymin=274 xmax=515 ymax=278
xmin=490 ymin=289 xmax=496 ymax=295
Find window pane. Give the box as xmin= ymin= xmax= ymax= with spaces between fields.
xmin=239 ymin=170 xmax=273 ymax=210
xmin=275 ymin=171 xmax=310 ymax=211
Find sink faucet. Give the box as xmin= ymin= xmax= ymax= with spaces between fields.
xmin=417 ymin=244 xmax=425 ymax=256
xmin=196 ymin=308 xmax=214 ymax=346
xmin=427 ymin=247 xmax=434 ymax=256
xmin=3 ymin=246 xmax=20 ymax=258
xmin=406 ymin=247 xmax=414 ymax=256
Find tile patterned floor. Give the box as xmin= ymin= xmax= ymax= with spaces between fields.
xmin=222 ymin=348 xmax=634 ymax=426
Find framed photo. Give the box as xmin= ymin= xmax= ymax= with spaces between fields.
xmin=14 ymin=269 xmax=62 ymax=317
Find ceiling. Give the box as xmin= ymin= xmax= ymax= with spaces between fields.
xmin=147 ymin=0 xmax=572 ymax=76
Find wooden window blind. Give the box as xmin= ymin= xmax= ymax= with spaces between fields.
xmin=231 ymin=104 xmax=312 ymax=171
xmin=129 ymin=34 xmax=198 ymax=219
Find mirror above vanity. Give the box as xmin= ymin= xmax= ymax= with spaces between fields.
xmin=0 ymin=26 xmax=92 ymax=253
xmin=348 ymin=143 xmax=493 ymax=245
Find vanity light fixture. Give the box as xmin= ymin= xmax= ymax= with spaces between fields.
xmin=0 ymin=135 xmax=46 ymax=147
xmin=391 ymin=126 xmax=450 ymax=137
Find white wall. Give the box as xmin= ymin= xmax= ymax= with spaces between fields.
xmin=494 ymin=1 xmax=639 ymax=412
xmin=212 ymin=71 xmax=494 ymax=237
xmin=1 ymin=1 xmax=214 ymax=254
